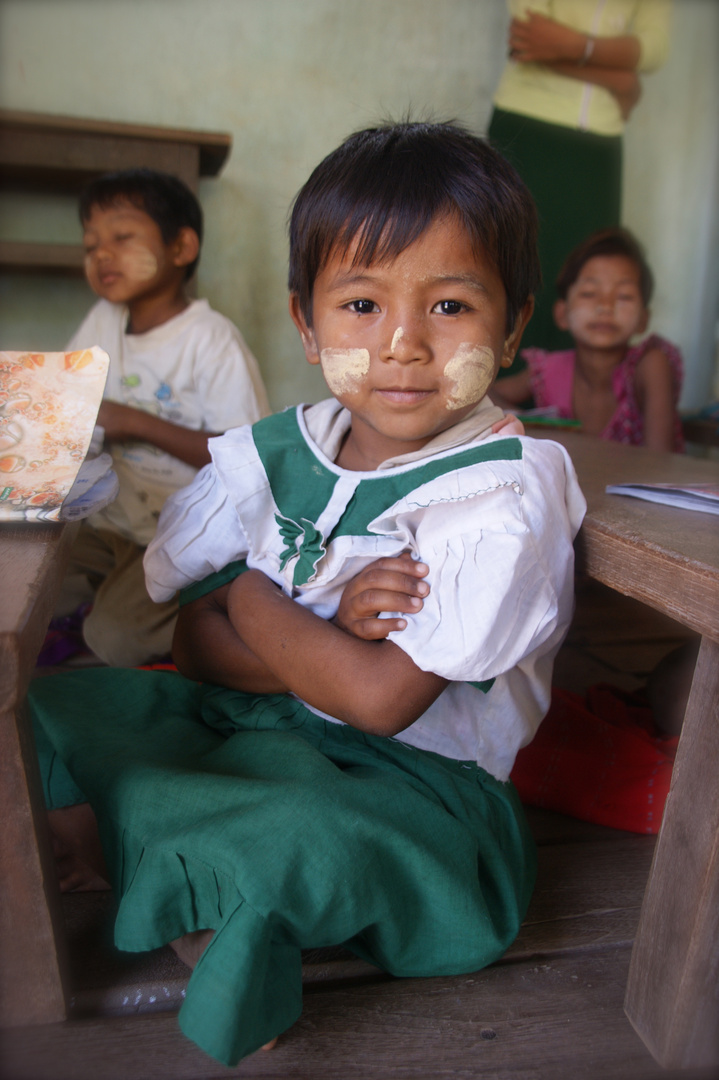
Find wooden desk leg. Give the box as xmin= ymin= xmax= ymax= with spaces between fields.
xmin=624 ymin=635 xmax=719 ymax=1068
xmin=0 ymin=701 xmax=68 ymax=1027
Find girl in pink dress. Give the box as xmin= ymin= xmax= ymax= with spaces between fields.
xmin=492 ymin=227 xmax=684 ymax=452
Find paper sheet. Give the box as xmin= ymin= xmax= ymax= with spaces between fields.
xmin=0 ymin=348 xmax=110 ymax=522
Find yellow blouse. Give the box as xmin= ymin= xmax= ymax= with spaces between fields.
xmin=492 ymin=0 xmax=671 ymax=136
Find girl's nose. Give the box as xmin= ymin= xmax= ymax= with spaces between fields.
xmin=380 ymin=321 xmax=431 ymax=364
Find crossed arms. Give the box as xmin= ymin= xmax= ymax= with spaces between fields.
xmin=172 ymin=554 xmax=447 ymax=737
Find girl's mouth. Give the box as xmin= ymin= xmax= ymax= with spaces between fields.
xmin=375 ymin=388 xmax=434 ymax=404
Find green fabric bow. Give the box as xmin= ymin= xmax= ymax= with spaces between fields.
xmin=275 ymin=513 xmax=326 ymax=586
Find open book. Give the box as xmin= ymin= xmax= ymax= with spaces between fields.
xmin=606 ymin=481 xmax=719 ymax=516
xmin=0 ymin=348 xmax=118 ymax=522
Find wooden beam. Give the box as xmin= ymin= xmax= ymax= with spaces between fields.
xmin=0 ymin=110 xmax=231 ymax=177
xmin=0 ymin=240 xmax=85 ymax=274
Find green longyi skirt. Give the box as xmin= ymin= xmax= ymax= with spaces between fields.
xmin=30 ymin=668 xmax=536 ymax=1065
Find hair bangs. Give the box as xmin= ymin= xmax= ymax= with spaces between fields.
xmin=289 ymin=121 xmax=540 ymax=331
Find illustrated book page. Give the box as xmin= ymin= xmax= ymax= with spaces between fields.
xmin=0 ymin=348 xmax=112 ymax=522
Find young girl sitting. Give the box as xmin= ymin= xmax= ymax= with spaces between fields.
xmin=491 ymin=228 xmax=684 ymax=452
xmin=30 ymin=122 xmax=585 ymax=1066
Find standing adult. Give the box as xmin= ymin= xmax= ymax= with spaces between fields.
xmin=489 ymin=1 xmax=671 ymax=361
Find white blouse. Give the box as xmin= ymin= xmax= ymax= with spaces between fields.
xmin=145 ymin=400 xmax=586 ymax=780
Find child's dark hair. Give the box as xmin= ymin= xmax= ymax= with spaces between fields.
xmin=79 ymin=168 xmax=203 ymax=280
xmin=288 ymin=121 xmax=540 ymax=334
xmin=556 ymin=227 xmax=654 ymax=306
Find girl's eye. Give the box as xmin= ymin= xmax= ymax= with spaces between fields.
xmin=434 ymin=300 xmax=465 ymax=315
xmin=347 ymin=299 xmax=378 ymax=314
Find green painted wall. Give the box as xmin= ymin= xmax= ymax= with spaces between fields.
xmin=1 ymin=0 xmax=717 ymax=409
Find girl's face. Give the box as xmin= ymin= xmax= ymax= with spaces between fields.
xmin=290 ymin=215 xmax=531 ymax=470
xmin=555 ymin=255 xmax=649 ymax=351
xmin=82 ymin=200 xmax=189 ymax=307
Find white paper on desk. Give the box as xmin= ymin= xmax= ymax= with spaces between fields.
xmin=0 ymin=348 xmax=110 ymax=522
xmin=606 ymin=482 xmax=719 ymax=516
xmin=59 ymin=452 xmax=119 ymax=520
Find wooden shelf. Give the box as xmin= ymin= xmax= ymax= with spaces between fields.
xmin=0 ymin=110 xmax=232 ymax=193
xmin=0 ymin=240 xmax=85 ymax=274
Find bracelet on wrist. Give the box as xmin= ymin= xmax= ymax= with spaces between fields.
xmin=578 ymin=35 xmax=595 ymax=67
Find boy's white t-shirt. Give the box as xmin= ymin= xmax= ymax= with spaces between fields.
xmin=145 ymin=399 xmax=586 ymax=780
xmin=67 ymin=298 xmax=270 ymax=546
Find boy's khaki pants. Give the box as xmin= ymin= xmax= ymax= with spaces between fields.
xmin=58 ymin=524 xmax=178 ymax=668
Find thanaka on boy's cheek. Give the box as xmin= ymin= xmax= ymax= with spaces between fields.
xmin=125 ymin=244 xmax=159 ymax=283
xmin=320 ymin=348 xmax=371 ymax=395
xmin=443 ymin=344 xmax=496 ymax=410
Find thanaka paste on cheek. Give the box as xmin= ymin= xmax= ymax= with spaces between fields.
xmin=320 ymin=348 xmax=370 ymax=395
xmin=443 ymin=344 xmax=496 ymax=410
xmin=125 ymin=243 xmax=159 ymax=282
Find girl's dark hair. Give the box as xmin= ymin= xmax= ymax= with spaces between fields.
xmin=288 ymin=121 xmax=540 ymax=333
xmin=556 ymin=227 xmax=654 ymax=305
xmin=79 ymin=168 xmax=203 ymax=280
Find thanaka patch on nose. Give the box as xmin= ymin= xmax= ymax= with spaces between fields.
xmin=320 ymin=348 xmax=370 ymax=395
xmin=390 ymin=327 xmax=404 ymax=352
xmin=444 ymin=344 xmax=496 ymax=410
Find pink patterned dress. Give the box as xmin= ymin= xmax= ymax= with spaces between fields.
xmin=523 ymin=334 xmax=684 ymax=451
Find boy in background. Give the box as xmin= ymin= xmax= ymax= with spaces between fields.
xmin=61 ymin=167 xmax=269 ymax=667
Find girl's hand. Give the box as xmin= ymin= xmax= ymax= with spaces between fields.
xmin=509 ymin=13 xmax=585 ymax=64
xmin=491 ymin=413 xmax=525 ymax=437
xmin=334 ymin=553 xmax=430 ymax=640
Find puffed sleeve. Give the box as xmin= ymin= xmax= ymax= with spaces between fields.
xmin=143 ymin=463 xmax=250 ymax=602
xmin=386 ymin=440 xmax=583 ymax=682
xmin=632 ymin=0 xmax=672 ymax=73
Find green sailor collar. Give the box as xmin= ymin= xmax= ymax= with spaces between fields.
xmin=250 ymin=406 xmax=524 ymax=589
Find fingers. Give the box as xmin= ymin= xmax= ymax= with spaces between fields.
xmin=491 ymin=413 xmax=525 ymax=436
xmin=365 ymin=553 xmax=429 ymax=577
xmin=356 ymin=586 xmax=424 ymax=619
xmin=348 ymin=616 xmax=409 ymax=641
xmin=358 ymin=567 xmax=429 ymax=604
xmin=334 ymin=553 xmax=431 ymax=639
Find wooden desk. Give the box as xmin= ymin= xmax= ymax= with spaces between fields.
xmin=535 ymin=431 xmax=719 ymax=1069
xmin=0 ymin=522 xmax=78 ymax=1027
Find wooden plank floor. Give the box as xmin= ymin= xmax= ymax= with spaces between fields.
xmin=5 ymin=811 xmax=715 ymax=1080
xmin=3 ymin=585 xmax=710 ymax=1080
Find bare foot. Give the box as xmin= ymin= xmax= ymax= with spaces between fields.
xmin=48 ymin=804 xmax=110 ymax=892
xmin=52 ymin=841 xmax=111 ymax=891
xmin=169 ymin=928 xmax=216 ymax=969
xmin=169 ymin=930 xmax=278 ymax=1051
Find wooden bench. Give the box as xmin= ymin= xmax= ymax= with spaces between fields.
xmin=1 ymin=434 xmax=718 ymax=1078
